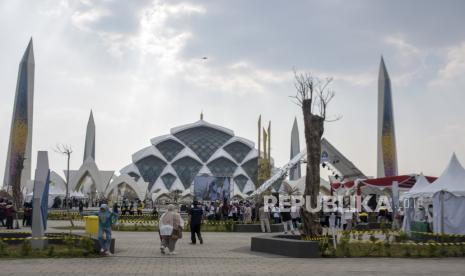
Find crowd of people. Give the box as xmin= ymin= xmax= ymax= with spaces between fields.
xmin=0 ymin=198 xmax=16 ymax=229
xmin=2 ymin=194 xmax=400 ymax=257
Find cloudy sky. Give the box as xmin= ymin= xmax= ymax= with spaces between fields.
xmin=1 ymin=0 xmax=465 ymax=183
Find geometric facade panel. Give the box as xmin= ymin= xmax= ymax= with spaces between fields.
xmin=207 ymin=157 xmax=238 ymax=177
xmin=233 ymin=174 xmax=248 ymax=192
xmin=135 ymin=155 xmax=167 ymax=191
xmin=155 ymin=139 xmax=184 ymax=162
xmin=171 ymin=156 xmax=202 ymax=189
xmin=241 ymin=158 xmax=258 ymax=183
xmin=224 ymin=141 xmax=251 ymax=163
xmin=174 ymin=126 xmax=233 ymax=162
xmin=128 ymin=172 xmax=140 ymax=182
xmin=161 ymin=173 xmax=177 ymax=190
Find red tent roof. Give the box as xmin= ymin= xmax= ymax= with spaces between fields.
xmin=332 ymin=175 xmax=437 ymax=191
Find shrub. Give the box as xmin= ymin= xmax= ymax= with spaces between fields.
xmin=394 ymin=232 xmax=409 ymax=243
xmin=20 ymin=240 xmax=32 ymax=256
xmin=369 ymin=233 xmax=379 ymax=243
xmin=402 ymin=244 xmax=412 ymax=257
xmin=335 ymin=235 xmax=351 ymax=257
xmin=47 ymin=246 xmax=55 ymax=257
xmin=0 ymin=240 xmax=6 ymax=256
xmin=79 ymin=237 xmax=96 ymax=255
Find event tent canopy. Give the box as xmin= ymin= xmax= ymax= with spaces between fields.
xmin=402 ymin=174 xmax=432 ymax=199
xmin=334 ymin=175 xmax=436 ymax=194
xmin=428 ymin=154 xmax=465 ymax=196
xmin=70 ymin=191 xmax=87 ymax=198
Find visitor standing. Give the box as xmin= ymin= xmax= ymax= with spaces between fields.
xmin=244 ymin=204 xmax=252 ymax=223
xmin=137 ymin=200 xmax=144 ymax=215
xmin=343 ymin=209 xmax=353 ymax=231
xmin=5 ymin=201 xmax=15 ymax=229
xmin=0 ymin=199 xmax=6 ymax=227
xmin=78 ymin=201 xmax=84 ymax=213
xmin=22 ymin=202 xmax=32 ymax=227
xmin=159 ymin=204 xmax=184 ymax=255
xmin=272 ymin=205 xmax=281 ymax=224
xmin=258 ymin=204 xmax=271 ymax=233
xmin=112 ymin=202 xmax=119 ymax=214
xmin=97 ymin=204 xmax=117 ymax=255
xmin=189 ymin=201 xmax=204 ymax=244
xmin=281 ymin=209 xmax=295 ymax=234
xmin=129 ymin=202 xmax=134 ymax=215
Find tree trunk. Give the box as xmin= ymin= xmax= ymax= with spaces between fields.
xmin=12 ymin=156 xmax=24 ymax=229
xmin=300 ymin=99 xmax=324 ymax=237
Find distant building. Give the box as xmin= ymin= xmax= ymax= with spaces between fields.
xmin=65 ymin=111 xmax=114 ymax=200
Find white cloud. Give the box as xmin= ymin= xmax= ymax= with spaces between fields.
xmin=430 ymin=41 xmax=465 ymax=87
xmin=71 ymin=7 xmax=110 ymax=31
xmin=384 ymin=34 xmax=423 ymax=62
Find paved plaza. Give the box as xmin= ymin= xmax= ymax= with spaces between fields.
xmin=1 ymin=222 xmax=465 ymax=275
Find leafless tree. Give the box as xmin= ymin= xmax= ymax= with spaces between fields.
xmin=55 ymin=144 xmax=74 ymax=227
xmin=291 ymin=71 xmax=338 ymax=237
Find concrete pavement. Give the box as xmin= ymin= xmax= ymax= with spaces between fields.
xmin=1 ymin=221 xmax=465 ymax=275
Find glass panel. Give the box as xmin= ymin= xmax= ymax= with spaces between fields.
xmin=155 ymin=139 xmax=184 ymax=162
xmin=172 ymin=156 xmax=203 ymax=189
xmin=135 ymin=155 xmax=167 ymax=191
xmin=224 ymin=141 xmax=251 ymax=163
xmin=207 ymin=157 xmax=238 ymax=177
xmin=174 ymin=126 xmax=232 ymax=162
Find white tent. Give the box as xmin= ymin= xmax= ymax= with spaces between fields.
xmin=402 ymin=174 xmax=431 ymax=199
xmin=401 ymin=175 xmax=431 ymax=232
xmin=70 ymin=191 xmax=87 ymax=199
xmin=430 ymin=154 xmax=465 ymax=234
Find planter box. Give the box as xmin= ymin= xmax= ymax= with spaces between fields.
xmin=251 ymin=235 xmax=320 ymax=258
xmin=0 ymin=232 xmax=115 ymax=254
xmin=233 ymin=224 xmax=284 ymax=233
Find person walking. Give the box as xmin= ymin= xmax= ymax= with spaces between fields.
xmin=159 ymin=204 xmax=184 ymax=255
xmin=189 ymin=201 xmax=204 ymax=244
xmin=97 ymin=204 xmax=117 ymax=255
xmin=258 ymin=204 xmax=271 ymax=233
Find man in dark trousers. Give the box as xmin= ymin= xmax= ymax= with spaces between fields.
xmin=189 ymin=201 xmax=204 ymax=244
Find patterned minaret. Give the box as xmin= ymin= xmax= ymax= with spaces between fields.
xmin=377 ymin=57 xmax=398 ymax=177
xmin=3 ymin=38 xmax=35 ymax=190
xmin=289 ymin=117 xmax=301 ymax=180
xmin=83 ymin=110 xmax=96 ymax=162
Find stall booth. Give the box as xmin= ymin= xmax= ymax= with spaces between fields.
xmin=335 ymin=175 xmax=436 ymax=225
xmin=402 ymin=154 xmax=465 ymax=235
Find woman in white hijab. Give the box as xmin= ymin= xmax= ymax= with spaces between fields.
xmin=159 ymin=204 xmax=184 ymax=255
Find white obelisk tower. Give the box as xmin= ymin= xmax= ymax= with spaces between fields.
xmin=377 ymin=57 xmax=398 ymax=177
xmin=3 ymin=38 xmax=34 ymax=191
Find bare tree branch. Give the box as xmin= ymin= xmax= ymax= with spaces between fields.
xmin=291 ymin=71 xmax=338 ymax=122
xmin=54 ymin=144 xmax=74 ymax=228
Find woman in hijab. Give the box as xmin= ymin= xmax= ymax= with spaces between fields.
xmin=97 ymin=204 xmax=117 ymax=255
xmin=159 ymin=204 xmax=184 ymax=255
